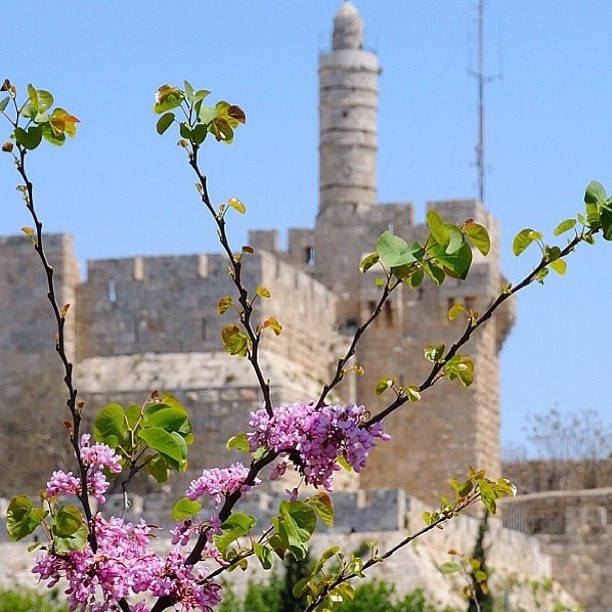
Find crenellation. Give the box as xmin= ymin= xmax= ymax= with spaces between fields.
xmin=248 ymin=229 xmax=279 ymax=254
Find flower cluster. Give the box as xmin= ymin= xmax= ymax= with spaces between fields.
xmin=33 ymin=514 xmax=222 ymax=611
xmin=185 ymin=462 xmax=255 ymax=509
xmin=44 ymin=435 xmax=122 ymax=503
xmin=247 ymin=401 xmax=390 ymax=490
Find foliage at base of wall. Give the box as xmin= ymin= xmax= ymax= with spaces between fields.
xmin=220 ymin=577 xmax=454 ymax=612
xmin=0 ymin=586 xmax=67 ymax=612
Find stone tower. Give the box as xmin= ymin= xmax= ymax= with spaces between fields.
xmin=310 ymin=2 xmax=515 ymax=502
xmin=318 ymin=0 xmax=378 ymax=212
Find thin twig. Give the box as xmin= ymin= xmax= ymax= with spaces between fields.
xmin=15 ymin=146 xmax=97 ymax=550
xmin=368 ymin=231 xmax=588 ymax=426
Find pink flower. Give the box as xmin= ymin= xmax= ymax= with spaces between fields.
xmin=247 ymin=402 xmax=390 ymax=491
xmin=79 ymin=434 xmax=122 ymax=474
xmin=45 ymin=470 xmax=80 ymax=499
xmin=185 ymin=463 xmax=257 ymax=508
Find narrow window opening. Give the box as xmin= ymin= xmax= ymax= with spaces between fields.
xmin=304 ymin=246 xmax=316 ymax=266
xmin=345 ymin=316 xmax=358 ymax=332
xmin=135 ymin=317 xmax=148 ymax=342
xmin=384 ymin=302 xmax=395 ymax=327
xmin=367 ymin=300 xmax=380 ymax=328
xmin=108 ymin=279 xmax=117 ymax=304
xmin=201 ymin=318 xmax=207 ymax=341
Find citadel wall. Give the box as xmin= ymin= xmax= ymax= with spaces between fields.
xmin=76 ymin=250 xmax=338 ymax=385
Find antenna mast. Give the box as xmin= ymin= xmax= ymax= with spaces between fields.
xmin=471 ymin=0 xmax=498 ymax=204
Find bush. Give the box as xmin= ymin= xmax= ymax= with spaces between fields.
xmin=219 ymin=578 xmax=452 ymax=612
xmin=0 ymin=586 xmax=67 ymax=612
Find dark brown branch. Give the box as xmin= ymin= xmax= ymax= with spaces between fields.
xmin=188 ymin=144 xmax=274 ymax=417
xmin=15 ymin=146 xmax=97 ymax=550
xmin=315 ymin=277 xmax=400 ymax=410
xmin=302 ymin=492 xmax=482 ymax=612
xmin=368 ymin=231 xmax=587 ymax=426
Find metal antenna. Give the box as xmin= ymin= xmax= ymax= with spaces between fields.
xmin=470 ymin=0 xmax=500 ymax=204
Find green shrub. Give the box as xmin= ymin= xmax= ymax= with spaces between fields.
xmin=0 ymin=586 xmax=67 ymax=612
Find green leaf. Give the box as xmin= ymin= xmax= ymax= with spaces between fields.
xmin=553 ymin=218 xmax=577 ymax=236
xmin=405 ymin=267 xmax=424 ymax=288
xmin=6 ymin=496 xmax=45 ymax=541
xmin=138 ymin=427 xmax=185 ymax=470
xmin=535 ymin=267 xmax=549 ymax=283
xmin=221 ymin=324 xmax=249 ymax=356
xmin=375 ymin=231 xmax=407 ymax=267
xmin=0 ymin=96 xmax=9 ymax=113
xmin=179 ymin=122 xmax=192 ymax=139
xmin=255 ymin=285 xmax=270 ymax=298
xmin=125 ymin=404 xmax=141 ymax=429
xmin=41 ymin=122 xmax=66 ymax=146
xmin=443 ymin=355 xmax=474 ymax=387
xmin=375 ymin=377 xmax=394 ymax=396
xmin=191 ymin=123 xmax=207 ymax=144
xmin=549 ymin=258 xmax=567 ymax=275
xmin=422 ymin=260 xmax=445 ymax=286
xmin=465 ymin=223 xmax=491 ymax=256
xmin=306 ymin=492 xmax=334 ymax=528
xmin=53 ymin=505 xmax=83 ymax=538
xmin=438 ymin=561 xmax=462 ymax=575
xmin=278 ymin=501 xmax=316 ymax=560
xmin=512 ymin=228 xmax=542 ymax=256
xmin=448 ymin=303 xmax=465 ymax=321
xmin=601 ymin=208 xmax=612 ymax=241
xmin=144 ymin=455 xmax=169 ymax=483
xmin=424 ymin=344 xmax=445 ymax=362
xmin=145 ymin=407 xmax=192 ymax=441
xmin=445 ymin=224 xmax=464 ymax=255
xmin=51 ymin=505 xmax=88 ymax=554
xmin=427 ymin=239 xmax=473 ymax=279
xmin=27 ymin=84 xmax=53 ymax=113
xmin=263 ymin=317 xmax=282 ymax=336
xmin=183 ymin=80 xmax=195 ymax=102
xmin=194 ymin=88 xmax=211 ymax=102
xmin=226 ymin=432 xmax=250 ymax=452
xmin=153 ymin=84 xmax=184 ymax=113
xmin=156 ymin=112 xmax=175 ymax=135
xmin=198 ymin=104 xmax=217 ymax=125
xmin=253 ymin=541 xmax=273 ymax=569
xmin=359 ymin=252 xmax=380 ymax=273
xmin=376 ymin=232 xmax=424 ymax=268
xmin=426 ymin=210 xmax=449 ymax=247
xmin=171 ymin=497 xmax=202 ymax=520
xmin=405 ymin=385 xmax=421 ymax=402
xmin=14 ymin=125 xmax=43 ymax=150
xmin=170 ymin=431 xmax=188 ymax=470
xmin=226 ymin=196 xmax=245 ymax=214
xmin=584 ymin=180 xmax=607 ymax=206
xmin=93 ymin=403 xmax=125 ymax=448
xmin=292 ymin=577 xmax=310 ymax=598
xmin=214 ymin=512 xmax=256 ymax=552
xmin=216 ymin=295 xmax=233 ymax=314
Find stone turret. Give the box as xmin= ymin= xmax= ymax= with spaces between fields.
xmin=318 ymin=1 xmax=378 ymax=213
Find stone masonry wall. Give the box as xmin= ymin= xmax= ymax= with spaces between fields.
xmin=502 ymin=489 xmax=612 ymax=611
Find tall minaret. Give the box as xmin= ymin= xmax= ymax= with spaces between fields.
xmin=318 ymin=1 xmax=379 ymax=213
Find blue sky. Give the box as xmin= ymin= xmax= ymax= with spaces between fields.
xmin=2 ymin=1 xmax=611 ymax=457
